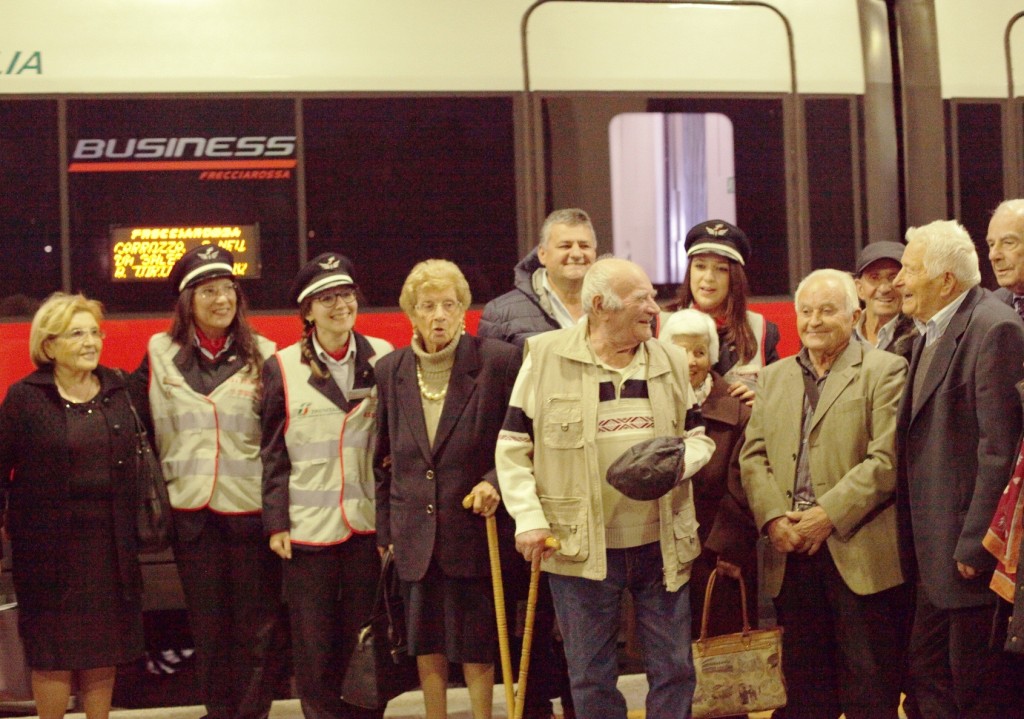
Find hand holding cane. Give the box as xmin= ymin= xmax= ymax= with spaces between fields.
xmin=463 ymin=492 xmax=515 ymax=717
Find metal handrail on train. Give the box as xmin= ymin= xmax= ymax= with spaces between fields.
xmin=1004 ymin=11 xmax=1024 ymax=198
xmin=518 ymin=0 xmax=810 ymax=290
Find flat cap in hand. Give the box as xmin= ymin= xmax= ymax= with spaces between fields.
xmin=605 ymin=436 xmax=687 ymax=501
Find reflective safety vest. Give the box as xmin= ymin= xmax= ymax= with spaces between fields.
xmin=276 ymin=338 xmax=388 ymax=545
xmin=148 ymin=333 xmax=276 ymax=513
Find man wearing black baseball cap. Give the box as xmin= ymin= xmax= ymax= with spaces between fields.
xmin=853 ymin=241 xmax=917 ymax=359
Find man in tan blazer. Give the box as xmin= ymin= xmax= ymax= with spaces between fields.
xmin=740 ymin=269 xmax=909 ymax=719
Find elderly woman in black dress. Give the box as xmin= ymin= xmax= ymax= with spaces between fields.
xmin=374 ymin=260 xmax=521 ymax=719
xmin=0 ymin=293 xmax=143 ymax=719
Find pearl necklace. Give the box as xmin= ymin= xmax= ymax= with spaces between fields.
xmin=415 ymin=362 xmax=447 ymax=402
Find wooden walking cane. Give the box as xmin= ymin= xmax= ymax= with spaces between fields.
xmin=463 ymin=493 xmax=515 ymax=716
xmin=513 ymin=534 xmax=559 ymax=719
xmin=462 ymin=493 xmax=560 ymax=719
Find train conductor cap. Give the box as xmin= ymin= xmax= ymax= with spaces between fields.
xmin=169 ymin=244 xmax=236 ymax=294
xmin=605 ymin=436 xmax=688 ymax=501
xmin=684 ymin=220 xmax=751 ymax=266
xmin=293 ymin=252 xmax=358 ymax=304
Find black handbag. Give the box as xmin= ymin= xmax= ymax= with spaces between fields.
xmin=118 ymin=375 xmax=174 ymax=554
xmin=341 ymin=548 xmax=419 ymax=709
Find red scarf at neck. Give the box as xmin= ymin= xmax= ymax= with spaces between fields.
xmin=322 ymin=334 xmax=351 ymax=362
xmin=690 ymin=302 xmax=729 ymax=328
xmin=195 ymin=327 xmax=227 ymax=357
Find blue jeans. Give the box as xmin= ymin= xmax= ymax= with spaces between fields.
xmin=548 ymin=542 xmax=694 ymax=719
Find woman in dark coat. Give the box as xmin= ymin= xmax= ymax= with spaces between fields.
xmin=660 ymin=309 xmax=757 ymax=645
xmin=374 ymin=259 xmax=521 ymax=719
xmin=0 ymin=292 xmax=143 ymax=719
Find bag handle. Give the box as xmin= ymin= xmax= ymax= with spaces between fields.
xmin=696 ymin=568 xmax=751 ymax=643
xmin=113 ymin=369 xmax=149 ymax=441
xmin=370 ymin=548 xmax=403 ymax=649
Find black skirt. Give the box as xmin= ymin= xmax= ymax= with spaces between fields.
xmin=19 ymin=498 xmax=144 ymax=671
xmin=401 ymin=558 xmax=495 ymax=664
xmin=18 ymin=399 xmax=143 ymax=671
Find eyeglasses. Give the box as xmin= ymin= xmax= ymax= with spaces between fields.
xmin=59 ymin=328 xmax=105 ymax=343
xmin=415 ymin=300 xmax=462 ymax=316
xmin=196 ymin=282 xmax=238 ymax=302
xmin=314 ymin=288 xmax=358 ymax=308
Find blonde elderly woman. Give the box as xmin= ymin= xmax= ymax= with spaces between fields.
xmin=659 ymin=309 xmax=757 ymax=650
xmin=0 ymin=293 xmax=143 ymax=719
xmin=374 ymin=260 xmax=521 ymax=719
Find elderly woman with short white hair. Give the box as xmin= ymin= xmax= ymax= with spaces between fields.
xmin=659 ymin=308 xmax=757 ymax=648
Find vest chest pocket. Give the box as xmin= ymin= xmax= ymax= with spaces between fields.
xmin=542 ymin=397 xmax=583 ymax=449
xmin=540 ymin=496 xmax=589 ymax=562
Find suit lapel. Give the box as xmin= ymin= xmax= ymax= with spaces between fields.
xmin=396 ymin=350 xmax=433 ymax=462
xmin=430 ymin=337 xmax=479 ymax=455
xmin=808 ymin=342 xmax=861 ymax=434
xmin=909 ymin=286 xmax=980 ymax=421
xmin=776 ymin=360 xmax=805 ymax=446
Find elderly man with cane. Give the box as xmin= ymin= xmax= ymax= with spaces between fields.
xmin=496 ymin=257 xmax=715 ymax=719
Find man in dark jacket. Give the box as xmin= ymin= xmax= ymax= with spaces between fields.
xmin=478 ymin=208 xmax=597 ymax=347
xmin=894 ymin=219 xmax=1024 ymax=718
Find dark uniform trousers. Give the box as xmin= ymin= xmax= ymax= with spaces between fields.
xmin=283 ymin=533 xmax=384 ymax=719
xmin=173 ymin=510 xmax=283 ymax=719
xmin=773 ymin=546 xmax=911 ymax=719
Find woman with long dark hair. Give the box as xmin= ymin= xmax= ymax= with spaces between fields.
xmin=673 ymin=220 xmax=780 ymax=400
xmin=135 ymin=245 xmax=280 ymax=719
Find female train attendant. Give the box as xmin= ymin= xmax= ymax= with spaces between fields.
xmin=137 ymin=246 xmax=280 ymax=719
xmin=672 ymin=220 xmax=780 ymax=400
xmin=261 ymin=253 xmax=393 ymax=719
xmin=0 ymin=293 xmax=143 ymax=719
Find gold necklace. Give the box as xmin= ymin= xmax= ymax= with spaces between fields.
xmin=415 ymin=362 xmax=447 ymax=402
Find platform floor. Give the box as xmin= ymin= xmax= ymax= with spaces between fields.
xmin=4 ymin=675 xmax=652 ymax=719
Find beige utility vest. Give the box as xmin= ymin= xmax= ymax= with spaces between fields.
xmin=148 ymin=333 xmax=275 ymax=513
xmin=276 ymin=342 xmax=383 ymax=546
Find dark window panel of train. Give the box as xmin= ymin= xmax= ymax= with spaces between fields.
xmin=949 ymin=101 xmax=1002 ymax=290
xmin=645 ymin=98 xmax=788 ymax=298
xmin=66 ymin=98 xmax=299 ymax=312
xmin=302 ymin=97 xmax=518 ymax=308
xmin=0 ymin=100 xmax=60 ymax=317
xmin=805 ymin=97 xmax=858 ymax=273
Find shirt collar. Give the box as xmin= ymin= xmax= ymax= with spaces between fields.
xmin=542 ymin=271 xmax=579 ymax=330
xmin=855 ymin=313 xmax=900 ymax=349
xmin=192 ymin=332 xmax=233 ymax=360
xmin=312 ymin=332 xmax=356 ymax=366
xmin=913 ymin=288 xmax=970 ymax=347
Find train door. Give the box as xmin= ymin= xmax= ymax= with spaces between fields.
xmin=517 ymin=0 xmax=874 ymax=298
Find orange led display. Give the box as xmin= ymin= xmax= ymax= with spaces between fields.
xmin=110 ymin=224 xmax=261 ymax=280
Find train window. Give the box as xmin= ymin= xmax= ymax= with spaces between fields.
xmin=0 ymin=100 xmax=60 ymax=317
xmin=302 ymin=97 xmax=518 ymax=308
xmin=949 ymin=101 xmax=1003 ymax=288
xmin=539 ymin=96 xmax=790 ymax=298
xmin=609 ymin=112 xmax=737 ymax=285
xmin=804 ymin=97 xmax=860 ymax=273
xmin=66 ymin=98 xmax=298 ymax=312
